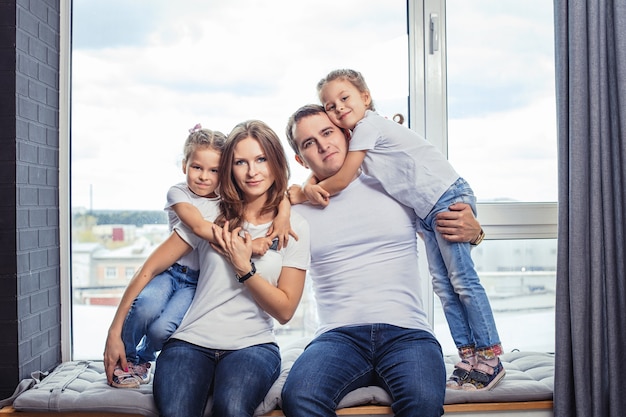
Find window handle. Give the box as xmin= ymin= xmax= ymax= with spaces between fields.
xmin=430 ymin=13 xmax=439 ymax=54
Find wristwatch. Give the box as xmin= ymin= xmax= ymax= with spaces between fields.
xmin=470 ymin=229 xmax=485 ymax=246
xmin=236 ymin=262 xmax=256 ymax=283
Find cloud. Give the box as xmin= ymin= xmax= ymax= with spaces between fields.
xmin=70 ymin=0 xmax=558 ymax=210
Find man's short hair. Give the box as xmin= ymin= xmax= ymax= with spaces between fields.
xmin=285 ymin=104 xmax=326 ymax=155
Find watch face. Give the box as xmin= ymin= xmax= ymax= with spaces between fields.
xmin=270 ymin=238 xmax=279 ymax=251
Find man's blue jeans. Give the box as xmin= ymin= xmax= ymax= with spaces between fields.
xmin=281 ymin=324 xmax=446 ymax=417
xmin=153 ymin=338 xmax=281 ymax=417
xmin=121 ymin=263 xmax=199 ymax=364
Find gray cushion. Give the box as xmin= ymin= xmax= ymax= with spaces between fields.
xmin=11 ymin=338 xmax=554 ymax=416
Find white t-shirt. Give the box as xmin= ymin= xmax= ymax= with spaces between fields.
xmin=350 ymin=110 xmax=460 ymax=218
xmin=164 ymin=182 xmax=220 ymax=270
xmin=171 ymin=211 xmax=310 ymax=349
xmin=293 ymin=173 xmax=432 ymax=336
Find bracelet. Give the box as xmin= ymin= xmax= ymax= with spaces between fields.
xmin=470 ymin=229 xmax=485 ymax=246
xmin=235 ymin=262 xmax=256 ymax=283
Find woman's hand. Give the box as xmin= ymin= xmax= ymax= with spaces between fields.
xmin=211 ymin=221 xmax=254 ymax=275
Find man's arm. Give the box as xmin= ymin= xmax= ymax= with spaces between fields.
xmin=435 ymin=202 xmax=484 ymax=244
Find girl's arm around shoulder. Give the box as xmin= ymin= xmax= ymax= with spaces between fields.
xmin=265 ymin=195 xmax=299 ymax=250
xmin=171 ymin=201 xmax=221 ymax=243
xmin=316 ymin=150 xmax=367 ymax=197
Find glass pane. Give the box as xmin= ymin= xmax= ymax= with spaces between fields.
xmin=434 ymin=239 xmax=556 ymax=355
xmin=71 ymin=0 xmax=408 ymax=359
xmin=445 ymin=0 xmax=557 ymax=203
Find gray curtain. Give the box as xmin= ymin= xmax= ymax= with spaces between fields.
xmin=554 ymin=1 xmax=626 ymax=416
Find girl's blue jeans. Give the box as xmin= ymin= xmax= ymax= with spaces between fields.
xmin=153 ymin=338 xmax=281 ymax=417
xmin=420 ymin=178 xmax=501 ymax=354
xmin=121 ymin=263 xmax=199 ymax=364
xmin=281 ymin=324 xmax=446 ymax=417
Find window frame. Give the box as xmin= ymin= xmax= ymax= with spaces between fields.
xmin=59 ymin=0 xmax=558 ymax=361
xmin=408 ymin=0 xmax=558 ymax=321
xmin=60 ymin=0 xmax=72 ymax=361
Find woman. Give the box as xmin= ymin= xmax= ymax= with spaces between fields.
xmin=103 ymin=120 xmax=310 ymax=417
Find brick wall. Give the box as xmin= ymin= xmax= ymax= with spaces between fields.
xmin=0 ymin=0 xmax=61 ymax=399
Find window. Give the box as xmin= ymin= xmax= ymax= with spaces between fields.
xmin=104 ymin=267 xmax=117 ymax=280
xmin=69 ymin=0 xmax=408 ymax=359
xmin=411 ymin=0 xmax=557 ymax=354
xmin=67 ymin=0 xmax=557 ymax=359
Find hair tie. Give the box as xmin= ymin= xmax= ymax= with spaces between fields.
xmin=188 ymin=123 xmax=202 ymax=133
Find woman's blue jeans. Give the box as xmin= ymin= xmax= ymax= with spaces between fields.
xmin=121 ymin=263 xmax=199 ymax=364
xmin=153 ymin=338 xmax=280 ymax=417
xmin=420 ymin=178 xmax=501 ymax=353
xmin=281 ymin=324 xmax=446 ymax=417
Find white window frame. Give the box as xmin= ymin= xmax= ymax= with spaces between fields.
xmin=408 ymin=0 xmax=558 ymax=321
xmin=60 ymin=0 xmax=72 ymax=361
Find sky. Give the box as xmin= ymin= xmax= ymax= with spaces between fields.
xmin=70 ymin=0 xmax=557 ymax=212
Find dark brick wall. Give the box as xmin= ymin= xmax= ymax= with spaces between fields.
xmin=0 ymin=0 xmax=61 ymax=399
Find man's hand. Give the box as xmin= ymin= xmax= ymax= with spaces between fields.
xmin=435 ymin=202 xmax=482 ymax=243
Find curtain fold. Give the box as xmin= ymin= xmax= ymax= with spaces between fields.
xmin=554 ymin=1 xmax=626 ymax=416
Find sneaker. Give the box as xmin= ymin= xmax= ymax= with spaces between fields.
xmin=462 ymin=359 xmax=506 ymax=391
xmin=129 ymin=362 xmax=151 ymax=384
xmin=111 ymin=366 xmax=140 ymax=389
xmin=446 ymin=360 xmax=473 ymax=389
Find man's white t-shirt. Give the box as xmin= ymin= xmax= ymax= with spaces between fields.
xmin=293 ymin=173 xmax=431 ymax=336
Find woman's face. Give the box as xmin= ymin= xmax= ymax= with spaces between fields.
xmin=232 ymin=136 xmax=275 ymax=201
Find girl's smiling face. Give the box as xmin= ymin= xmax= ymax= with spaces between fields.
xmin=319 ymin=78 xmax=371 ymax=130
xmin=183 ymin=146 xmax=221 ymax=197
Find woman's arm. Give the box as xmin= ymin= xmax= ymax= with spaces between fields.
xmin=103 ymin=232 xmax=191 ymax=384
xmin=242 ymin=266 xmax=306 ymax=324
xmin=211 ymin=222 xmax=306 ymax=324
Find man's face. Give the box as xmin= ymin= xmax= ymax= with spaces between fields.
xmin=292 ymin=112 xmax=349 ymax=181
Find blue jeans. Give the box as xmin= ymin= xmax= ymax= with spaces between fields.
xmin=281 ymin=325 xmax=446 ymax=417
xmin=420 ymin=178 xmax=501 ymax=353
xmin=153 ymin=338 xmax=281 ymax=417
xmin=121 ymin=263 xmax=199 ymax=364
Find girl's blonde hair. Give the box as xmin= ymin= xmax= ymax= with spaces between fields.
xmin=316 ymin=68 xmax=376 ymax=111
xmin=182 ymin=126 xmax=227 ymax=163
xmin=216 ymin=120 xmax=290 ymax=230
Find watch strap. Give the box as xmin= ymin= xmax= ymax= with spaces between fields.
xmin=236 ymin=262 xmax=256 ymax=283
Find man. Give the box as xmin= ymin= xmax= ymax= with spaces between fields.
xmin=281 ymin=104 xmax=482 ymax=417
